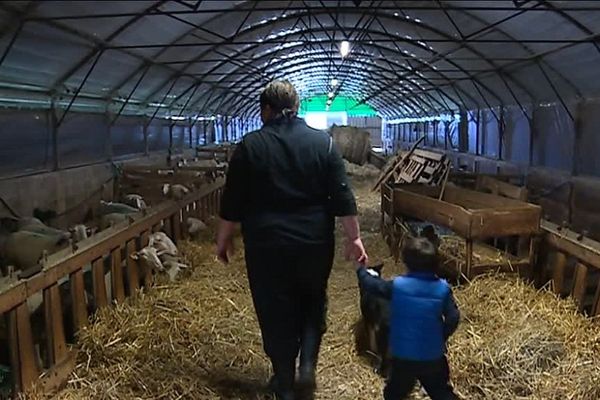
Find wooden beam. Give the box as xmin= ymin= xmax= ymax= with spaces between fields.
xmin=110 ymin=247 xmax=125 ymax=303
xmin=91 ymin=257 xmax=108 ymax=309
xmin=8 ymin=303 xmax=39 ymax=391
xmin=69 ymin=269 xmax=88 ymax=331
xmin=542 ymin=220 xmax=600 ymax=270
xmin=551 ymin=251 xmax=568 ymax=295
xmin=126 ymin=240 xmax=140 ymax=294
xmin=44 ymin=283 xmax=68 ymax=365
xmin=571 ymin=263 xmax=588 ymax=311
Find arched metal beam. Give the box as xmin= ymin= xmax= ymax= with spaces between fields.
xmin=176 ymin=38 xmax=483 ymax=119
xmin=212 ymin=60 xmax=440 ymax=117
xmin=142 ymin=8 xmax=510 ymax=111
xmin=203 ymin=51 xmax=453 ymax=115
xmin=227 ymin=69 xmax=423 ymax=117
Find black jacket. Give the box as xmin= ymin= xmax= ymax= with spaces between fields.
xmin=220 ymin=117 xmax=357 ymax=247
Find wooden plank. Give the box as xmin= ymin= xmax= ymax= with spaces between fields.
xmin=172 ymin=212 xmax=182 ymax=243
xmin=140 ymin=231 xmax=153 ymax=288
xmin=110 ymin=247 xmax=125 ymax=303
xmin=465 ymin=239 xmax=473 ymax=278
xmin=476 ymin=175 xmax=528 ymax=201
xmin=8 ymin=305 xmax=23 ymax=392
xmin=38 ymin=349 xmax=77 ymax=394
xmin=542 ymin=220 xmax=600 ymax=270
xmin=126 ymin=240 xmax=140 ymax=294
xmin=0 ymin=180 xmax=224 ymax=314
xmin=551 ymin=251 xmax=568 ymax=295
xmin=592 ymin=283 xmax=600 ymax=316
xmin=571 ymin=263 xmax=588 ymax=311
xmin=69 ymin=269 xmax=88 ymax=330
xmin=91 ymin=257 xmax=108 ymax=309
xmin=9 ymin=303 xmax=39 ymax=391
xmin=44 ymin=283 xmax=68 ymax=365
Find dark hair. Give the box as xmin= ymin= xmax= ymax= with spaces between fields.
xmin=259 ymin=80 xmax=300 ymax=119
xmin=401 ymin=236 xmax=439 ymax=272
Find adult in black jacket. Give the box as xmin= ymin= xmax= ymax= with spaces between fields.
xmin=216 ymin=80 xmax=368 ymax=400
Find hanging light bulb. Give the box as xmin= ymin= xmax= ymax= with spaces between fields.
xmin=331 ymin=78 xmax=338 ymax=87
xmin=340 ymin=40 xmax=350 ymax=57
xmin=328 ymin=91 xmax=334 ymax=98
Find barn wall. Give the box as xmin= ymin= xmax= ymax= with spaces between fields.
xmin=386 ymin=97 xmax=600 ymax=178
xmin=0 ymin=109 xmax=223 ymax=226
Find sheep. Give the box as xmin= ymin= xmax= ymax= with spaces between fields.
xmin=186 ymin=217 xmax=207 ymax=239
xmin=148 ymin=231 xmax=178 ymax=256
xmin=98 ymin=200 xmax=138 ymax=216
xmin=162 ymin=184 xmax=190 ymax=200
xmin=121 ymin=194 xmax=147 ymax=211
xmin=99 ymin=213 xmax=133 ymax=230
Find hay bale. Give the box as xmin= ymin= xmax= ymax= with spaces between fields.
xmin=330 ymin=125 xmax=371 ymax=165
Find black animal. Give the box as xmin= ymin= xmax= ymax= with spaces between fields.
xmin=419 ymin=224 xmax=440 ymax=249
xmin=357 ymin=263 xmax=391 ymax=377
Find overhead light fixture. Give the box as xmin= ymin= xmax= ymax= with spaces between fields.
xmin=340 ymin=40 xmax=350 ymax=57
xmin=326 ymin=99 xmax=332 ymax=105
xmin=328 ymin=91 xmax=334 ymax=98
xmin=331 ymin=78 xmax=338 ymax=87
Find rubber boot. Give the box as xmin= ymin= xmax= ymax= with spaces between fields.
xmin=296 ymin=328 xmax=321 ymax=400
xmin=270 ymin=357 xmax=296 ymax=400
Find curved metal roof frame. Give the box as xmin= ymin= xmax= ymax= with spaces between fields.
xmin=149 ymin=10 xmax=515 ymax=115
xmin=198 ymin=45 xmax=476 ymax=117
xmin=0 ymin=1 xmax=599 ymax=120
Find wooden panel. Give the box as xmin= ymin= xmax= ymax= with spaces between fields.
xmin=592 ymin=283 xmax=600 ymax=316
xmin=0 ymin=180 xmax=224 ymax=314
xmin=91 ymin=257 xmax=108 ymax=309
xmin=476 ymin=175 xmax=528 ymax=201
xmin=172 ymin=212 xmax=182 ymax=243
xmin=140 ymin=231 xmax=153 ymax=288
xmin=542 ymin=220 xmax=600 ymax=270
xmin=38 ymin=349 xmax=76 ymax=394
xmin=392 ymin=188 xmax=472 ymax=237
xmin=110 ymin=247 xmax=125 ymax=303
xmin=551 ymin=251 xmax=568 ymax=295
xmin=69 ymin=269 xmax=88 ymax=330
xmin=469 ymin=208 xmax=541 ymax=238
xmin=44 ymin=283 xmax=68 ymax=365
xmin=571 ymin=263 xmax=588 ymax=311
xmin=443 ymin=185 xmax=533 ymax=209
xmin=8 ymin=303 xmax=39 ymax=391
xmin=126 ymin=240 xmax=140 ymax=294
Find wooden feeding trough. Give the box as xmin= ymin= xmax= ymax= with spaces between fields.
xmin=381 ymin=182 xmax=542 ymax=279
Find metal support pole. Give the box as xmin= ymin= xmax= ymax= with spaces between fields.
xmin=475 ymin=110 xmax=481 ymax=156
xmin=49 ymin=105 xmax=59 ymax=171
xmin=498 ymin=107 xmax=504 ymax=160
xmin=143 ymin=120 xmax=149 ymax=156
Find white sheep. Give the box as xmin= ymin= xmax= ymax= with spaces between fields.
xmin=162 ymin=183 xmax=190 ymax=200
xmin=186 ymin=217 xmax=207 ymax=239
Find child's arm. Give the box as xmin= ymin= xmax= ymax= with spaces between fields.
xmin=443 ymin=290 xmax=460 ymax=339
xmin=356 ymin=267 xmax=393 ymax=300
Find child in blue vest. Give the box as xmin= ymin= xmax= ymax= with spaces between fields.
xmin=357 ymin=236 xmax=460 ymax=400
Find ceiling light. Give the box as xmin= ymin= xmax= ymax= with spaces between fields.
xmin=328 ymin=91 xmax=334 ymax=98
xmin=340 ymin=40 xmax=350 ymax=57
xmin=331 ymin=78 xmax=338 ymax=87
xmin=394 ymin=12 xmax=399 ymax=16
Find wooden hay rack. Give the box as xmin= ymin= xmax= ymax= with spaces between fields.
xmin=381 ymin=181 xmax=541 ymax=280
xmin=0 ymin=180 xmax=224 ymax=397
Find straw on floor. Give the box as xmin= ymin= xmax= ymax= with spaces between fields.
xmin=22 ymin=171 xmax=600 ymax=400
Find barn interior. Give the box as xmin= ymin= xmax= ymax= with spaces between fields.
xmin=1 ymin=1 xmax=600 ymax=399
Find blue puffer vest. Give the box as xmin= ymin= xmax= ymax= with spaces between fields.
xmin=390 ymin=272 xmax=450 ymax=361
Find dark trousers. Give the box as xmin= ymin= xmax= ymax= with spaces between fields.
xmin=245 ymin=243 xmax=335 ymax=391
xmin=384 ymin=357 xmax=458 ymax=400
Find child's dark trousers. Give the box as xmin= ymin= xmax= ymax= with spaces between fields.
xmin=384 ymin=356 xmax=458 ymax=400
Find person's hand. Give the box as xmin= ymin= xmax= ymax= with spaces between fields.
xmin=216 ymin=236 xmax=234 ymax=264
xmin=345 ymin=237 xmax=368 ymax=264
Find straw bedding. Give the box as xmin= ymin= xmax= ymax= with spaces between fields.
xmin=23 ymin=170 xmax=600 ymax=400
